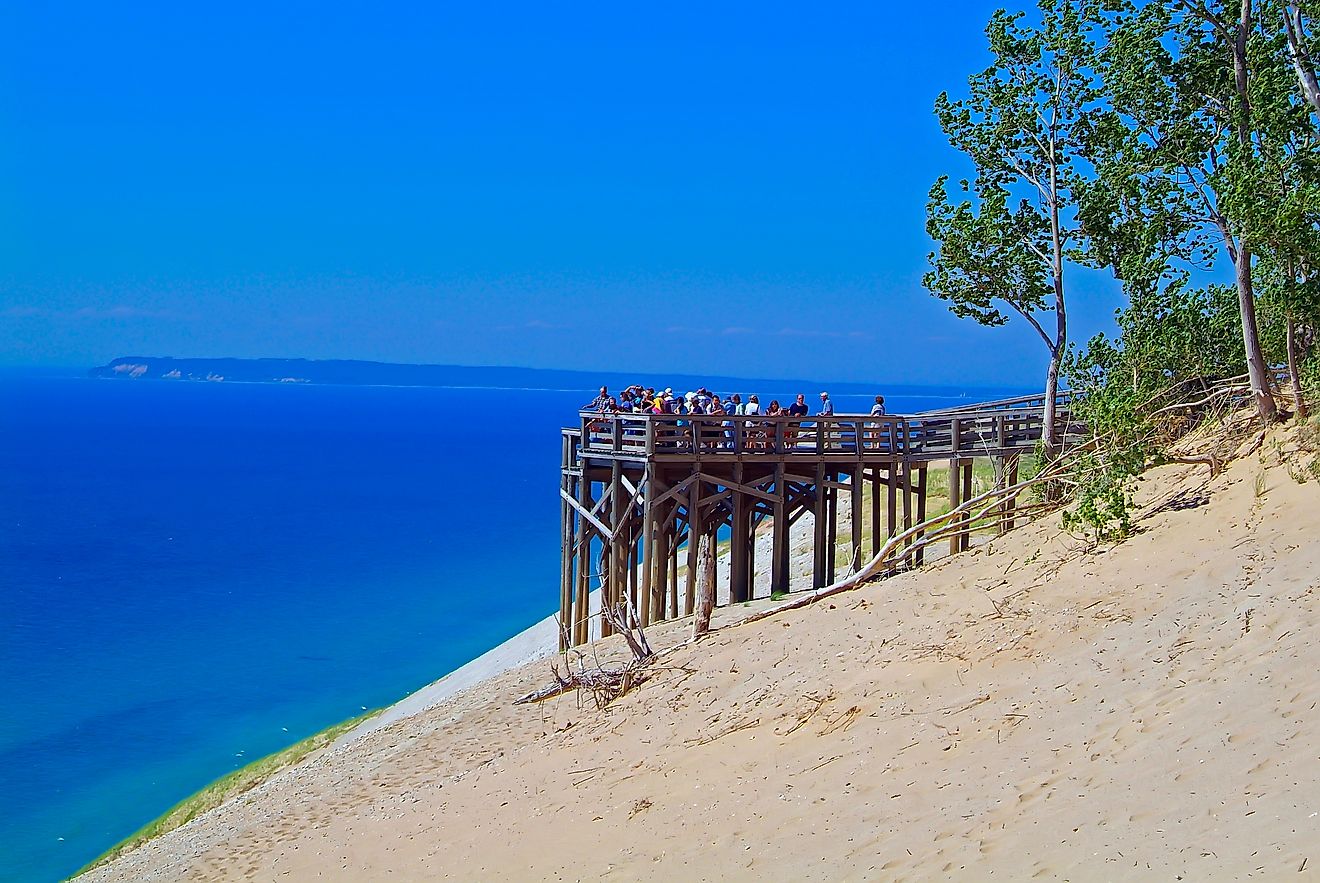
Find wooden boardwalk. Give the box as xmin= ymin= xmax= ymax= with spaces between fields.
xmin=559 ymin=393 xmax=1079 ymax=647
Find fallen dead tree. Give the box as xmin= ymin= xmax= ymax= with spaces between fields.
xmin=516 ymin=600 xmax=655 ymax=708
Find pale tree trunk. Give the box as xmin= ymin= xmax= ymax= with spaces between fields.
xmin=1285 ymin=3 xmax=1320 ymax=117
xmin=1043 ymin=348 xmax=1061 ymax=457
xmin=1287 ymin=314 xmax=1309 ymax=419
xmin=1231 ymin=0 xmax=1281 ymax=421
xmin=691 ymin=534 xmax=715 ymax=638
xmin=1042 ymin=153 xmax=1067 ymax=459
xmin=1233 ymin=243 xmax=1279 ymax=420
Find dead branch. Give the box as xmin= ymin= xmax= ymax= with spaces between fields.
xmin=516 ymin=600 xmax=656 ymax=709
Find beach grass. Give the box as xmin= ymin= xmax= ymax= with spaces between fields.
xmin=75 ymin=709 xmax=380 ymax=877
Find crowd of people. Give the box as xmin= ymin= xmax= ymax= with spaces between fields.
xmin=583 ymin=385 xmax=887 ymax=418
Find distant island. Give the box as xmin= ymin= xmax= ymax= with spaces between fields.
xmin=88 ymin=356 xmax=1000 ymax=398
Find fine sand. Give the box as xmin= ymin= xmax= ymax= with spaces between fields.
xmin=83 ymin=424 xmax=1320 ymax=881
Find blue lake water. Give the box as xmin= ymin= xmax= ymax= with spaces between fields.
xmin=0 ymin=371 xmax=1026 ymax=882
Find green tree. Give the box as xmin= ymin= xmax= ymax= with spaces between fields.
xmin=1246 ymin=1 xmax=1320 ymax=416
xmin=925 ymin=0 xmax=1109 ymax=456
xmin=1083 ymin=0 xmax=1297 ymax=422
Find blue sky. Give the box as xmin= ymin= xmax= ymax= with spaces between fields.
xmin=2 ymin=1 xmax=1126 ymax=385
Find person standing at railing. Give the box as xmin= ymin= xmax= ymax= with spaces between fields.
xmin=765 ymin=400 xmax=784 ymax=451
xmin=586 ymin=386 xmax=611 ymax=411
xmin=817 ymin=391 xmax=834 ymax=416
xmin=864 ymin=395 xmax=886 ymax=451
xmin=709 ymin=397 xmax=730 ymax=450
xmin=786 ymin=393 xmax=809 ymax=449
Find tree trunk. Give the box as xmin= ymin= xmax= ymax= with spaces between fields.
xmin=1288 ymin=314 xmax=1309 ymax=420
xmin=1230 ymin=0 xmax=1280 ymax=422
xmin=1042 ymin=349 xmax=1061 ymax=459
xmin=691 ymin=534 xmax=715 ymax=638
xmin=1043 ymin=144 xmax=1066 ymax=460
xmin=1233 ymin=242 xmax=1280 ymax=421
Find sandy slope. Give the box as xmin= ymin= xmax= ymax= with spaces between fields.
xmin=83 ymin=428 xmax=1320 ymax=882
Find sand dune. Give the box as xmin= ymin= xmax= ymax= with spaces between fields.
xmin=82 ymin=423 xmax=1320 ymax=881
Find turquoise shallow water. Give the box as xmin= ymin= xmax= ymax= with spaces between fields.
xmin=0 ymin=372 xmax=1025 ymax=882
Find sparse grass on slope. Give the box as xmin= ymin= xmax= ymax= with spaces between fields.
xmin=75 ymin=710 xmax=379 ymax=878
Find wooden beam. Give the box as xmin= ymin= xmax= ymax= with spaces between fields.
xmin=849 ymin=467 xmax=862 ymax=572
xmin=561 ymin=487 xmax=613 ymax=541
xmin=730 ymin=462 xmax=750 ymax=603
xmin=772 ymin=462 xmax=789 ymax=596
xmin=685 ymin=478 xmax=701 ymax=616
xmin=826 ymin=472 xmax=838 ymax=584
xmin=813 ymin=462 xmax=828 ymax=589
xmin=870 ymin=466 xmax=883 ymax=558
xmin=914 ymin=465 xmax=928 ymax=566
xmin=559 ymin=435 xmax=573 ymax=651
xmin=648 ymin=473 xmax=697 ymax=508
xmin=947 ymin=457 xmax=961 ymax=558
xmin=639 ymin=469 xmax=662 ymax=629
xmin=695 ymin=472 xmax=780 ymax=504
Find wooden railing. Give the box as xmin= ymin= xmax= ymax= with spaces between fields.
xmin=914 ymin=389 xmax=1074 ymax=416
xmin=576 ymin=406 xmax=1076 ymax=460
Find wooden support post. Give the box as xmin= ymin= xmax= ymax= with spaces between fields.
xmin=947 ymin=456 xmax=962 ymax=558
xmin=961 ymin=461 xmax=974 ymax=553
xmin=653 ymin=507 xmax=670 ymax=624
xmin=730 ymin=464 xmax=750 ymax=603
xmin=1003 ymin=454 xmax=1020 ymax=533
xmin=602 ymin=460 xmax=623 ymax=638
xmin=628 ymin=516 xmax=639 ymax=613
xmin=826 ymin=473 xmax=838 ymax=583
xmin=914 ymin=465 xmax=928 ymax=566
xmin=747 ymin=512 xmax=757 ymax=599
xmin=812 ymin=462 xmax=828 ymax=589
xmin=870 ymin=466 xmax=883 ymax=557
xmin=639 ymin=468 xmax=657 ymax=629
xmin=772 ymin=463 xmax=789 ymax=596
xmin=559 ymin=438 xmax=573 ymax=651
xmin=668 ymin=513 xmax=679 ymax=620
xmin=685 ymin=479 xmax=701 ymax=616
xmin=901 ymin=463 xmax=914 ymax=566
xmin=850 ymin=467 xmax=863 ymax=572
xmin=886 ymin=463 xmax=898 ymax=540
xmin=575 ymin=472 xmax=594 ymax=645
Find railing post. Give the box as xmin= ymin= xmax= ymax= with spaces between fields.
xmin=646 ymin=418 xmax=655 ymax=457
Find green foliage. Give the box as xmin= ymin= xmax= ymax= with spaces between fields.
xmin=926 ymin=0 xmax=1115 ymax=453
xmin=1061 ymin=450 xmax=1137 ymax=539
xmin=1062 ymin=281 xmax=1245 ymax=538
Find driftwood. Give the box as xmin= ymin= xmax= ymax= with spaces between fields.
xmin=516 ymin=600 xmax=655 ymax=709
xmin=691 ymin=535 xmax=715 ymax=638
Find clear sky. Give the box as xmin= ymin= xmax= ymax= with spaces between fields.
xmin=2 ymin=1 xmax=1126 ymax=386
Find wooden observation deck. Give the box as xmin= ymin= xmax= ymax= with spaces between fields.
xmin=559 ymin=393 xmax=1077 ymax=648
